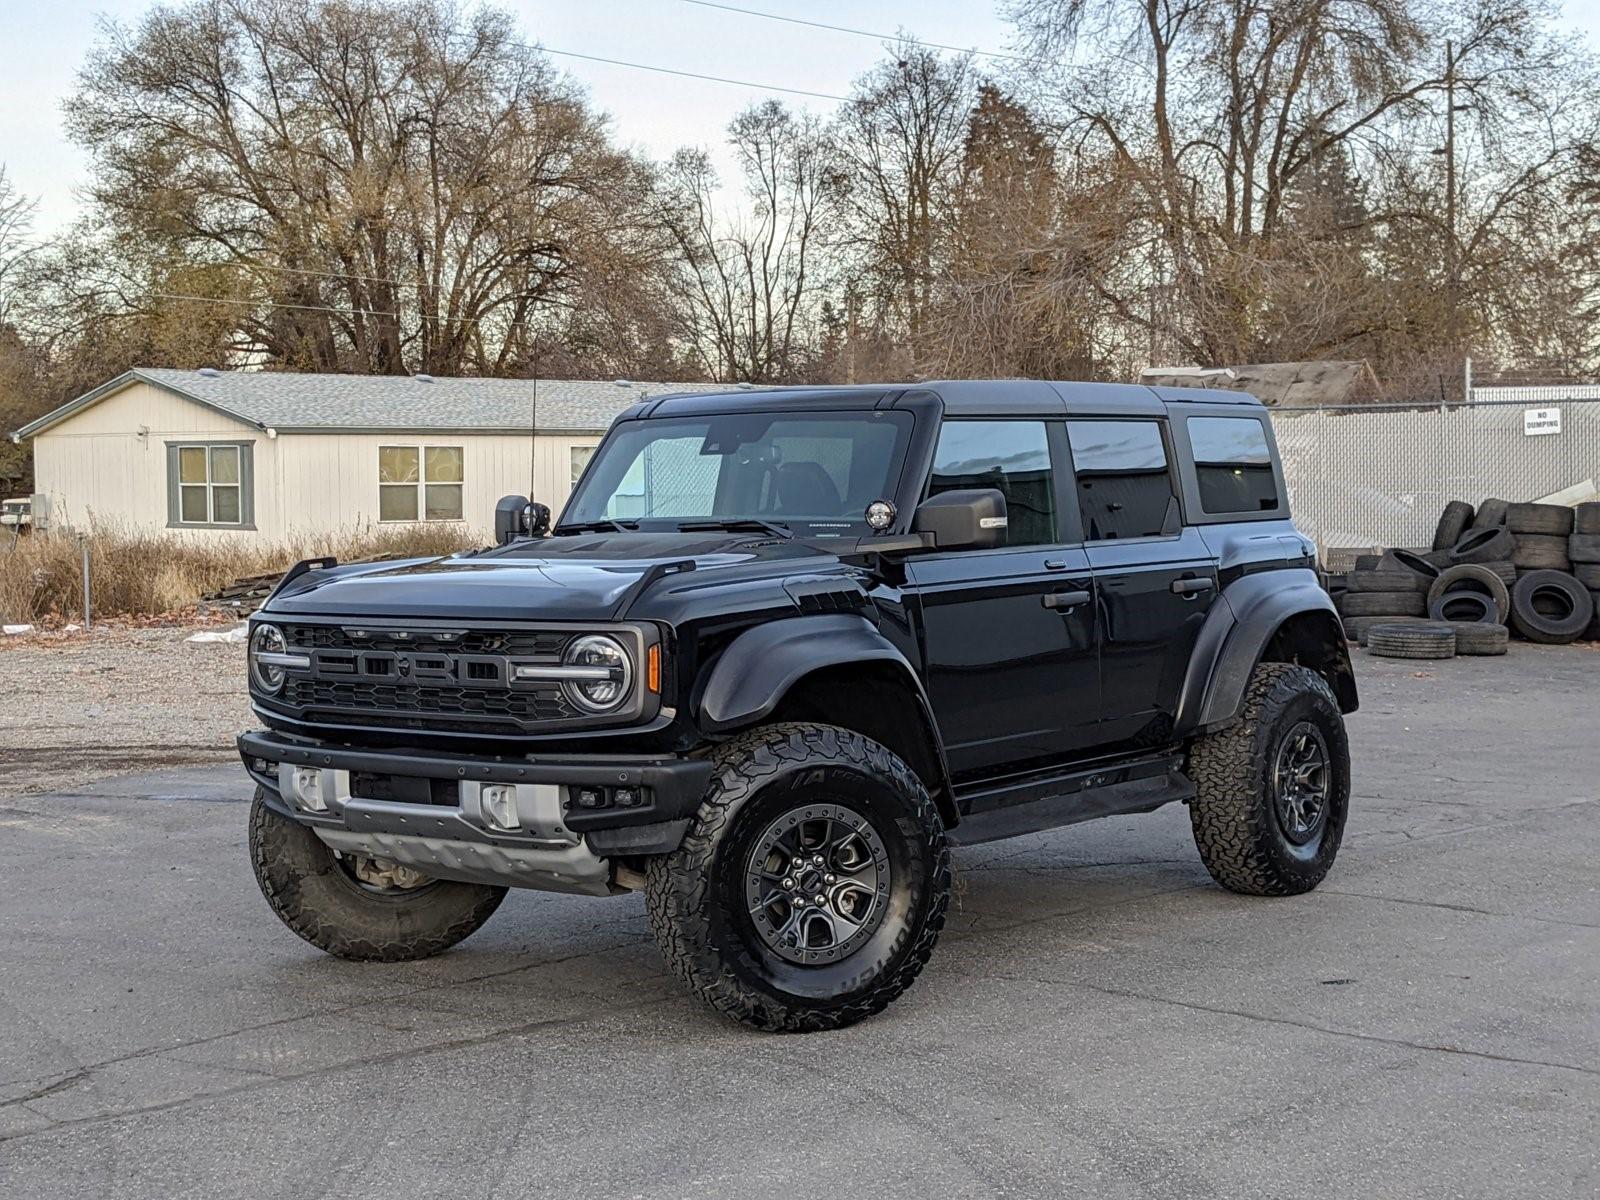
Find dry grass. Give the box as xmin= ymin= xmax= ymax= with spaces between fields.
xmin=0 ymin=522 xmax=481 ymax=624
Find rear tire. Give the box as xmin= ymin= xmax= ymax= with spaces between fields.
xmin=248 ymin=791 xmax=506 ymax=962
xmin=1188 ymin=664 xmax=1350 ymax=896
xmin=645 ymin=723 xmax=950 ymax=1032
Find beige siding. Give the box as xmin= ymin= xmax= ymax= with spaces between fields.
xmin=30 ymin=380 xmax=606 ymax=544
xmin=31 ymin=381 xmax=270 ymax=541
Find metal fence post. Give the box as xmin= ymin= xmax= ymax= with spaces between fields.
xmin=79 ymin=533 xmax=92 ymax=631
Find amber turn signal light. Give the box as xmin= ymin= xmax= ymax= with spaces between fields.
xmin=646 ymin=643 xmax=661 ymax=694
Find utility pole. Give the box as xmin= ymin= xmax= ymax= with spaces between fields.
xmin=1444 ymin=40 xmax=1458 ymax=358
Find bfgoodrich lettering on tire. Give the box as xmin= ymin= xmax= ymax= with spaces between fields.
xmin=645 ymin=723 xmax=950 ymax=1032
xmin=1187 ymin=664 xmax=1350 ymax=896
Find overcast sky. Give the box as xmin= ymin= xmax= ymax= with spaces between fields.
xmin=3 ymin=0 xmax=1599 ymax=236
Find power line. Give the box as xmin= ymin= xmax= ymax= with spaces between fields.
xmin=533 ymin=43 xmax=849 ymax=101
xmin=669 ymin=0 xmax=1045 ymax=67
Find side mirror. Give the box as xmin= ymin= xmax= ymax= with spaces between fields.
xmin=494 ymin=495 xmax=551 ymax=544
xmin=911 ymin=488 xmax=1008 ymax=551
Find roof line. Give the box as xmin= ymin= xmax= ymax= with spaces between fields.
xmin=269 ymin=425 xmax=613 ymax=436
xmin=11 ymin=369 xmax=268 ymax=442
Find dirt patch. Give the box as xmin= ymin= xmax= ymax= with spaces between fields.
xmin=0 ymin=624 xmax=253 ymax=794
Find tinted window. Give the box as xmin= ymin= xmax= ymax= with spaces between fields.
xmin=1189 ymin=416 xmax=1279 ymax=514
xmin=1066 ymin=420 xmax=1177 ymax=540
xmin=928 ymin=420 xmax=1056 ymax=546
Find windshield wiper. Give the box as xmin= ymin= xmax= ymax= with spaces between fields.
xmin=553 ymin=518 xmax=639 ymax=535
xmin=675 ymin=518 xmax=794 ymax=540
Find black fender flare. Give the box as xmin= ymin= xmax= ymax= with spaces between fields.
xmin=1174 ymin=569 xmax=1355 ymax=738
xmin=697 ymin=613 xmax=958 ymax=826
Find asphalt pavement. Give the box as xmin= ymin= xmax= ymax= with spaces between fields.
xmin=2 ymin=647 xmax=1597 ymax=1199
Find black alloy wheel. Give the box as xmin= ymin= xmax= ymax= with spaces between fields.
xmin=1271 ymin=721 xmax=1330 ymax=851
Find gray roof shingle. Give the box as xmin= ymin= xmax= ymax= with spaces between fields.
xmin=14 ymin=368 xmax=744 ymax=439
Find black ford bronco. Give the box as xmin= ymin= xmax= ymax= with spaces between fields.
xmin=240 ymin=380 xmax=1356 ymax=1031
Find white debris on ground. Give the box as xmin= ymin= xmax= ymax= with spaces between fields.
xmin=3 ymin=624 xmax=35 ymax=635
xmin=186 ymin=624 xmax=248 ymax=644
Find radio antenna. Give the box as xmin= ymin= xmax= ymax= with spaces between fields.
xmin=528 ymin=333 xmax=539 ymax=501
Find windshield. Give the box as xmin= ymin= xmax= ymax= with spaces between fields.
xmin=561 ymin=410 xmax=914 ymax=537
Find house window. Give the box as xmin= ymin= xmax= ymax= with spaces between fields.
xmin=379 ymin=445 xmax=463 ymax=521
xmin=167 ymin=442 xmax=254 ymax=528
xmin=570 ymin=445 xmax=598 ymax=486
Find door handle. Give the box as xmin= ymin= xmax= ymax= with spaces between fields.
xmin=1171 ymin=577 xmax=1215 ymax=597
xmin=1042 ymin=590 xmax=1091 ymax=611
xmin=1044 ymin=559 xmax=1068 ymax=571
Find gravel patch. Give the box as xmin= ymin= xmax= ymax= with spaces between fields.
xmin=0 ymin=625 xmax=253 ymax=795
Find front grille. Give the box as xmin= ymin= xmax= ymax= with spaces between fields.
xmin=268 ymin=620 xmax=604 ymax=735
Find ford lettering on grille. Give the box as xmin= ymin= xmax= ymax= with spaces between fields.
xmin=308 ymin=648 xmax=536 ymax=689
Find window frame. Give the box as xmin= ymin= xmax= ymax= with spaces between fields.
xmin=919 ymin=417 xmax=1084 ymax=552
xmin=1166 ymin=405 xmax=1288 ymax=525
xmin=1061 ymin=416 xmax=1183 ymax=544
xmin=165 ymin=441 xmax=255 ymax=530
xmin=377 ymin=444 xmax=465 ymax=523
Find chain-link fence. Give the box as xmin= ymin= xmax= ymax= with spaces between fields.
xmin=1274 ymin=398 xmax=1600 ymax=551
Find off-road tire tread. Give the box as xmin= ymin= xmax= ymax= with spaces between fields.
xmin=248 ymin=793 xmax=505 ymax=962
xmin=645 ymin=723 xmax=950 ymax=1033
xmin=1188 ymin=664 xmax=1345 ymax=896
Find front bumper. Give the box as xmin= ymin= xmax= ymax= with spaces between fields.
xmin=237 ymin=729 xmax=714 ymax=895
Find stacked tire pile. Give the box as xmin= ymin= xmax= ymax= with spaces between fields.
xmin=1328 ymin=500 xmax=1600 ymax=660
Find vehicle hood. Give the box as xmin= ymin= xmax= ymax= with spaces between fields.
xmin=263 ymin=532 xmax=848 ymax=622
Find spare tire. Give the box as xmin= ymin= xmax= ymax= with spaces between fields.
xmin=1432 ymin=501 xmax=1475 ymax=550
xmin=1367 ymin=623 xmax=1457 ymax=660
xmin=1428 ymin=590 xmax=1496 ymax=624
xmin=1352 ymin=553 xmax=1382 ymax=572
xmin=1448 ymin=526 xmax=1516 ymax=565
xmin=1390 ymin=549 xmax=1441 ymax=579
xmin=1573 ymin=503 xmax=1600 ymax=535
xmin=1340 ymin=590 xmax=1426 ymax=617
xmin=1346 ymin=569 xmax=1428 ymax=594
xmin=1574 ymin=564 xmax=1600 ymax=589
xmin=1426 ymin=564 xmax=1511 ymax=622
xmin=1453 ymin=622 xmax=1510 ymax=656
xmin=1472 ymin=498 xmax=1510 ymax=529
xmin=1567 ymin=534 xmax=1600 ymax=564
xmin=1511 ymin=534 xmax=1571 ymax=572
xmin=1510 ymin=570 xmax=1595 ymax=644
xmin=1506 ymin=502 xmax=1574 ymax=536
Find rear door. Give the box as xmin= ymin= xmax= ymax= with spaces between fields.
xmin=1065 ymin=418 xmax=1218 ymax=746
xmin=907 ymin=419 xmax=1102 ymax=778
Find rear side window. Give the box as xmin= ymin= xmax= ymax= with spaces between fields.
xmin=927 ymin=420 xmax=1057 ymax=546
xmin=1066 ymin=420 xmax=1177 ymax=540
xmin=1188 ymin=416 xmax=1279 ymax=514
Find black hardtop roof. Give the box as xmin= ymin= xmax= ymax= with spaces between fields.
xmin=636 ymin=379 xmax=1263 ymax=421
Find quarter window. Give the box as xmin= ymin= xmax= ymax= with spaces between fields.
xmin=167 ymin=442 xmax=252 ymax=528
xmin=927 ymin=421 xmax=1057 ymax=546
xmin=1066 ymin=420 xmax=1178 ymax=540
xmin=379 ymin=445 xmax=463 ymax=522
xmin=1189 ymin=416 xmax=1279 ymax=514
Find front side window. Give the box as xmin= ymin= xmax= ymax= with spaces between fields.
xmin=1067 ymin=420 xmax=1177 ymax=540
xmin=379 ymin=445 xmax=463 ymax=521
xmin=562 ymin=411 xmax=913 ymax=536
xmin=927 ymin=420 xmax=1057 ymax=546
xmin=168 ymin=442 xmax=251 ymax=527
xmin=1189 ymin=416 xmax=1279 ymax=514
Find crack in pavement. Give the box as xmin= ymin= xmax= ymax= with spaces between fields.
xmin=955 ymin=967 xmax=1600 ymax=1080
xmin=0 ymin=1070 xmax=92 ymax=1110
xmin=0 ymin=991 xmax=683 ymax=1147
xmin=1321 ymin=888 xmax=1600 ymax=930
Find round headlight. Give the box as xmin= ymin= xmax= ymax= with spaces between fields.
xmin=250 ymin=623 xmax=288 ymax=694
xmin=562 ymin=634 xmax=632 ymax=713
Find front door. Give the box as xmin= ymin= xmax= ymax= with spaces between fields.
xmin=1066 ymin=418 xmax=1218 ymax=746
xmin=908 ymin=419 xmax=1101 ymax=779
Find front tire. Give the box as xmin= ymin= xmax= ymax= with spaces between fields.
xmin=1188 ymin=663 xmax=1350 ymax=896
xmin=645 ymin=723 xmax=951 ymax=1032
xmin=248 ymin=790 xmax=506 ymax=961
